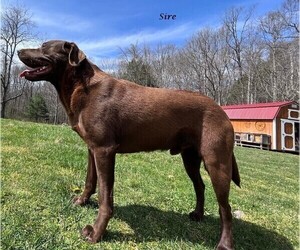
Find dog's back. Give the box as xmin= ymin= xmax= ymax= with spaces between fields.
xmin=80 ymin=76 xmax=233 ymax=156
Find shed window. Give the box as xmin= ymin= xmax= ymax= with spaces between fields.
xmin=288 ymin=109 xmax=300 ymax=120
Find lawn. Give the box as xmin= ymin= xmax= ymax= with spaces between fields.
xmin=1 ymin=119 xmax=299 ymax=250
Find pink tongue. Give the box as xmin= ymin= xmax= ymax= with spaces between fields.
xmin=20 ymin=69 xmax=30 ymax=78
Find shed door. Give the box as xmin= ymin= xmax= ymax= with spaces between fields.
xmin=281 ymin=119 xmax=299 ymax=151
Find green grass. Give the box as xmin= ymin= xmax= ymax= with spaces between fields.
xmin=1 ymin=119 xmax=299 ymax=250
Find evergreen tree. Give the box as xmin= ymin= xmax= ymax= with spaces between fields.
xmin=26 ymin=94 xmax=49 ymax=122
xmin=121 ymin=58 xmax=156 ymax=87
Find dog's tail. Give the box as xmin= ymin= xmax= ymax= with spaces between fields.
xmin=232 ymin=153 xmax=241 ymax=187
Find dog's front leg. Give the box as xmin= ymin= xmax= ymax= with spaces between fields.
xmin=73 ymin=149 xmax=97 ymax=205
xmin=82 ymin=146 xmax=116 ymax=243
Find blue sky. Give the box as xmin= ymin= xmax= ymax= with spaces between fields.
xmin=5 ymin=0 xmax=284 ymax=62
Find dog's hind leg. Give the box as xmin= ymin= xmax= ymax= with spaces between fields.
xmin=181 ymin=147 xmax=205 ymax=221
xmin=204 ymin=154 xmax=233 ymax=250
xmin=73 ymin=149 xmax=97 ymax=205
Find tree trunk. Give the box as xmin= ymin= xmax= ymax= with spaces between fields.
xmin=1 ymin=101 xmax=6 ymax=118
xmin=272 ymin=48 xmax=277 ymax=101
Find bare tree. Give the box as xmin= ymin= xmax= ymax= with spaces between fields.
xmin=1 ymin=4 xmax=35 ymax=118
xmin=185 ymin=27 xmax=231 ymax=105
xmin=260 ymin=11 xmax=284 ymax=101
xmin=223 ymin=6 xmax=254 ymax=103
xmin=40 ymin=83 xmax=68 ymax=124
xmin=150 ymin=44 xmax=178 ymax=88
xmin=259 ymin=0 xmax=299 ymax=102
xmin=183 ymin=36 xmax=207 ymax=94
xmin=280 ymin=0 xmax=299 ymax=36
xmin=166 ymin=50 xmax=198 ymax=91
xmin=280 ymin=0 xmax=299 ymax=101
xmin=242 ymin=28 xmax=265 ymax=103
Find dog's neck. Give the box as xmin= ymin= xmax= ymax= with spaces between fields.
xmin=51 ymin=60 xmax=94 ymax=124
xmin=52 ymin=60 xmax=103 ymax=124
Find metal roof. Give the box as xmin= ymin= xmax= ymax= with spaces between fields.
xmin=222 ymin=101 xmax=297 ymax=120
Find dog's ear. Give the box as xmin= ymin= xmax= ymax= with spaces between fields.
xmin=64 ymin=42 xmax=86 ymax=66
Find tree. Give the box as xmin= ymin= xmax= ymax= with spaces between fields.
xmin=1 ymin=4 xmax=35 ymax=118
xmin=118 ymin=44 xmax=157 ymax=87
xmin=259 ymin=0 xmax=299 ymax=102
xmin=40 ymin=83 xmax=68 ymax=124
xmin=122 ymin=58 xmax=156 ymax=87
xmin=185 ymin=27 xmax=231 ymax=105
xmin=280 ymin=0 xmax=299 ymax=36
xmin=223 ymin=6 xmax=254 ymax=103
xmin=26 ymin=94 xmax=49 ymax=122
xmin=150 ymin=44 xmax=177 ymax=88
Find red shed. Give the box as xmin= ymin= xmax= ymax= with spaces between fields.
xmin=222 ymin=101 xmax=299 ymax=152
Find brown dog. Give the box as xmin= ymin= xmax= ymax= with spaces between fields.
xmin=18 ymin=40 xmax=240 ymax=249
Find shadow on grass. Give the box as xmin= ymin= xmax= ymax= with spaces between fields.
xmin=102 ymin=204 xmax=293 ymax=250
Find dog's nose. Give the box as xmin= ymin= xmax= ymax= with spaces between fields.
xmin=17 ymin=49 xmax=24 ymax=56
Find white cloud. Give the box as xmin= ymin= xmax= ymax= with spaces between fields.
xmin=79 ymin=22 xmax=195 ymax=55
xmin=32 ymin=11 xmax=92 ymax=32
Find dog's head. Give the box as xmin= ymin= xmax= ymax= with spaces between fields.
xmin=18 ymin=40 xmax=86 ymax=82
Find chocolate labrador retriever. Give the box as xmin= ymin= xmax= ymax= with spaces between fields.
xmin=18 ymin=40 xmax=240 ymax=250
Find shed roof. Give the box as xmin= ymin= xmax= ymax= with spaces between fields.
xmin=222 ymin=101 xmax=297 ymax=120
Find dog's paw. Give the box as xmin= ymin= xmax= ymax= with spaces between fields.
xmin=216 ymin=242 xmax=233 ymax=250
xmin=72 ymin=196 xmax=88 ymax=206
xmin=189 ymin=211 xmax=204 ymax=222
xmin=82 ymin=225 xmax=104 ymax=243
xmin=82 ymin=225 xmax=96 ymax=243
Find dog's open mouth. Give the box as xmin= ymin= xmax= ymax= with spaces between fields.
xmin=20 ymin=65 xmax=52 ymax=79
